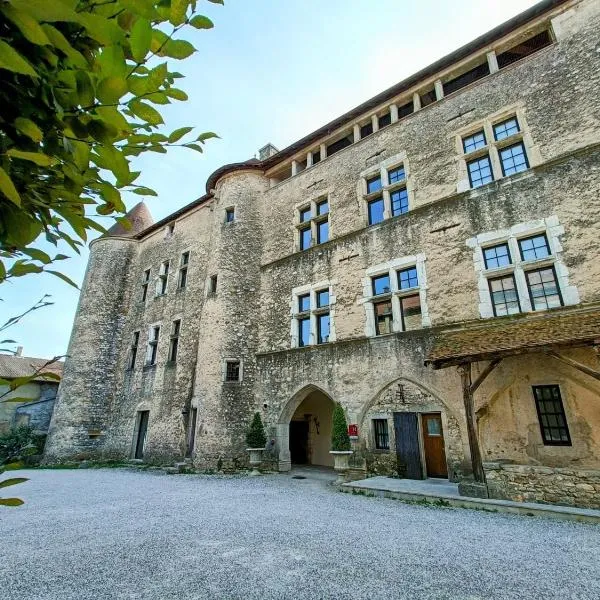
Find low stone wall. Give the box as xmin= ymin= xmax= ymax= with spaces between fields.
xmin=485 ymin=463 xmax=600 ymax=509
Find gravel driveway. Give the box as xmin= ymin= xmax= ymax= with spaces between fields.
xmin=2 ymin=468 xmax=599 ymax=600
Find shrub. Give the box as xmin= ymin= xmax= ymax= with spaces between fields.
xmin=331 ymin=403 xmax=351 ymax=451
xmin=246 ymin=412 xmax=267 ymax=449
xmin=0 ymin=425 xmax=44 ymax=464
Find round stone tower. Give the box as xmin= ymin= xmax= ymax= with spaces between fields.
xmin=44 ymin=203 xmax=153 ymax=462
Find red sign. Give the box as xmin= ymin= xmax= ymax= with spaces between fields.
xmin=348 ymin=424 xmax=358 ymax=437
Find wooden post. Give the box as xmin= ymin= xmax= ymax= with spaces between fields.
xmin=459 ymin=362 xmax=486 ymax=483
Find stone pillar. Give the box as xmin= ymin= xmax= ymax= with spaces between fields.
xmin=319 ymin=143 xmax=326 ymax=161
xmin=276 ymin=422 xmax=291 ymax=472
xmin=291 ymin=160 xmax=298 ymax=176
xmin=353 ymin=124 xmax=360 ymax=142
xmin=413 ymin=92 xmax=421 ymax=111
xmin=371 ymin=114 xmax=379 ymax=133
xmin=306 ymin=151 xmax=313 ymax=168
xmin=434 ymin=79 xmax=444 ymax=101
xmin=390 ymin=104 xmax=399 ymax=123
xmin=487 ymin=50 xmax=499 ymax=74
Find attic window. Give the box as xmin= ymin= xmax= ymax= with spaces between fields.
xmin=397 ymin=100 xmax=413 ymax=119
xmin=326 ymin=132 xmax=353 ymax=157
xmin=443 ymin=61 xmax=490 ymax=96
xmin=360 ymin=122 xmax=373 ymax=138
xmin=420 ymin=88 xmax=437 ymax=107
xmin=312 ymin=149 xmax=321 ymax=165
xmin=165 ymin=223 xmax=175 ymax=238
xmin=497 ymin=29 xmax=552 ymax=69
xmin=378 ymin=112 xmax=392 ymax=129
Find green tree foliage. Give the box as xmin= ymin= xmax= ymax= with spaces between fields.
xmin=331 ymin=402 xmax=351 ymax=451
xmin=246 ymin=412 xmax=267 ymax=449
xmin=0 ymin=0 xmax=222 ymax=287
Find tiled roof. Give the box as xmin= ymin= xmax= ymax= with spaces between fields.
xmin=106 ymin=201 xmax=154 ymax=237
xmin=0 ymin=354 xmax=63 ymax=381
xmin=426 ymin=307 xmax=600 ymax=368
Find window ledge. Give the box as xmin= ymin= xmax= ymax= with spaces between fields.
xmin=143 ymin=364 xmax=156 ymax=371
xmin=165 ymin=361 xmax=177 ymax=368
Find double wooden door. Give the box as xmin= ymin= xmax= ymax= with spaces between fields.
xmin=393 ymin=412 xmax=448 ymax=479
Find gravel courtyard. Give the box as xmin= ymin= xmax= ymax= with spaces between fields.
xmin=2 ymin=469 xmax=599 ymax=600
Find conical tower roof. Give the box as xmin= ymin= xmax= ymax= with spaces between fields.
xmin=106 ymin=202 xmax=154 ymax=237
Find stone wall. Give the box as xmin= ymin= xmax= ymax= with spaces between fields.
xmin=485 ymin=463 xmax=600 ymax=509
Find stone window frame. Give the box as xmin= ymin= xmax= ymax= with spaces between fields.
xmin=290 ymin=280 xmax=337 ymax=348
xmin=206 ymin=273 xmax=218 ymax=296
xmin=222 ymin=357 xmax=243 ymax=383
xmin=126 ymin=330 xmax=140 ymax=371
xmin=140 ymin=268 xmax=151 ymax=303
xmin=164 ymin=222 xmax=175 ymax=239
xmin=294 ymin=194 xmax=330 ymax=252
xmin=177 ymin=250 xmax=190 ymax=291
xmin=358 ymin=152 xmax=414 ymax=227
xmin=467 ymin=216 xmax=580 ymax=319
xmin=155 ymin=259 xmax=170 ymax=297
xmin=145 ymin=323 xmax=161 ymax=367
xmin=455 ymin=105 xmax=542 ymax=193
xmin=167 ymin=318 xmax=181 ymax=364
xmin=531 ymin=383 xmax=572 ymax=447
xmin=372 ymin=416 xmax=391 ymax=451
xmin=224 ymin=206 xmax=235 ymax=223
xmin=360 ymin=255 xmax=430 ymax=338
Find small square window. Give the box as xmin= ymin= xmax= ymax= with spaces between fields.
xmin=317 ymin=220 xmax=329 ymax=244
xmin=462 ymin=130 xmax=487 ymax=154
xmin=316 ymin=289 xmax=329 ymax=308
xmin=300 ymin=227 xmax=311 ymax=251
xmin=298 ymin=294 xmax=310 ymax=313
xmin=467 ymin=155 xmax=493 ymax=188
xmin=299 ymin=207 xmax=312 ymax=223
xmin=373 ymin=419 xmax=389 ymax=450
xmin=372 ymin=274 xmax=391 ymax=296
xmin=225 ymin=360 xmax=240 ymax=382
xmin=298 ymin=318 xmax=311 ymax=347
xmin=519 ymin=234 xmax=550 ymax=261
xmin=499 ymin=142 xmax=529 ymax=176
xmin=494 ymin=117 xmax=520 ymax=140
xmin=366 ymin=176 xmax=382 ymax=194
xmin=533 ymin=385 xmax=571 ymax=446
xmin=483 ymin=243 xmax=511 ymax=269
xmin=526 ymin=266 xmax=562 ymax=311
xmin=368 ymin=197 xmax=385 ymax=225
xmin=316 ymin=200 xmax=329 ymax=216
xmin=488 ymin=275 xmax=520 ymax=316
xmin=391 ymin=188 xmax=408 ymax=217
xmin=398 ymin=266 xmax=418 ymax=290
xmin=225 ymin=207 xmax=235 ymax=222
xmin=388 ymin=166 xmax=405 ymax=184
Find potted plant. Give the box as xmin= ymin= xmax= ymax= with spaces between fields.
xmin=246 ymin=412 xmax=267 ymax=476
xmin=329 ymin=402 xmax=353 ymax=483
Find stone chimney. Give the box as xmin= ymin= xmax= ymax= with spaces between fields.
xmin=258 ymin=143 xmax=279 ymax=161
xmin=15 ymin=346 xmax=23 ymax=357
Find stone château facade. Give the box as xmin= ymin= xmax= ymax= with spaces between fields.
xmin=46 ymin=0 xmax=600 ymax=509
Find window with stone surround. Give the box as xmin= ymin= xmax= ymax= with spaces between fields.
xmin=295 ymin=196 xmax=329 ymax=251
xmin=467 ymin=217 xmax=579 ymax=319
xmin=145 ymin=325 xmax=160 ymax=366
xmin=291 ymin=281 xmax=336 ymax=348
xmin=457 ymin=109 xmax=538 ymax=192
xmin=373 ymin=418 xmax=390 ymax=450
xmin=361 ymin=256 xmax=430 ymax=337
xmin=223 ymin=358 xmax=242 ymax=382
xmin=533 ymin=385 xmax=571 ymax=446
xmin=168 ymin=319 xmax=181 ymax=363
xmin=178 ymin=252 xmax=189 ymax=289
xmin=361 ymin=154 xmax=413 ymax=226
xmin=156 ymin=260 xmax=169 ymax=296
xmin=225 ymin=207 xmax=235 ymax=223
xmin=141 ymin=269 xmax=150 ymax=302
xmin=127 ymin=331 xmax=139 ymax=370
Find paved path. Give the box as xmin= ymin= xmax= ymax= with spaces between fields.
xmin=2 ymin=468 xmax=600 ymax=600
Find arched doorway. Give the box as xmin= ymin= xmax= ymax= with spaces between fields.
xmin=276 ymin=385 xmax=335 ymax=471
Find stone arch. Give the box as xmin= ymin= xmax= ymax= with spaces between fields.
xmin=275 ymin=384 xmax=336 ymax=472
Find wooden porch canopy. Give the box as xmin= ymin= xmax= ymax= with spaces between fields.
xmin=424 ymin=306 xmax=600 ymax=485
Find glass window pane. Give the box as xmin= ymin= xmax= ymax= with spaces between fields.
xmin=518 ymin=234 xmax=550 ymax=261
xmin=298 ymin=294 xmax=310 ymax=312
xmin=317 ymin=200 xmax=329 ymax=215
xmin=388 ymin=166 xmax=405 ymax=184
xmin=494 ymin=117 xmax=520 ymax=140
xmin=533 ymin=385 xmax=571 ymax=446
xmin=368 ymin=197 xmax=385 ymax=225
xmin=317 ymin=220 xmax=329 ymax=244
xmin=317 ymin=313 xmax=330 ymax=344
xmin=391 ymin=188 xmax=408 ymax=216
xmin=526 ymin=267 xmax=562 ymax=311
xmin=483 ymin=243 xmax=511 ymax=269
xmin=489 ymin=276 xmax=520 ymax=316
xmin=300 ymin=227 xmax=311 ymax=251
xmin=316 ymin=289 xmax=329 ymax=308
xmin=374 ymin=300 xmax=393 ymax=336
xmin=401 ymin=295 xmax=422 ymax=331
xmin=467 ymin=155 xmax=493 ymax=188
xmin=426 ymin=418 xmax=441 ymax=436
xmin=398 ymin=267 xmax=418 ymax=290
xmin=298 ymin=318 xmax=311 ymax=347
xmin=372 ymin=274 xmax=391 ymax=295
xmin=367 ymin=176 xmax=382 ymax=194
xmin=499 ymin=142 xmax=528 ymax=176
xmin=462 ymin=130 xmax=487 ymax=153
xmin=299 ymin=207 xmax=311 ymax=222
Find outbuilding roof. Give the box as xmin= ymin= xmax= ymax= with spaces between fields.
xmin=0 ymin=354 xmax=63 ymax=382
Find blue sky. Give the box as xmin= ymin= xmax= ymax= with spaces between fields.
xmin=3 ymin=0 xmax=539 ymax=359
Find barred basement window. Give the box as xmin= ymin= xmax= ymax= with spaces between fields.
xmin=533 ymin=385 xmax=571 ymax=446
xmin=168 ymin=320 xmax=180 ymax=363
xmin=128 ymin=331 xmax=139 ymax=370
xmin=373 ymin=419 xmax=389 ymax=450
xmin=178 ymin=252 xmax=189 ymax=289
xmin=141 ymin=269 xmax=150 ymax=302
xmin=225 ymin=360 xmax=240 ymax=382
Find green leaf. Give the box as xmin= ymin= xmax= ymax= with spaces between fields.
xmin=9 ymin=262 xmax=43 ymax=277
xmin=120 ymin=0 xmax=158 ymax=20
xmin=0 ymin=167 xmax=21 ymax=206
xmin=196 ymin=131 xmax=220 ymax=143
xmin=0 ymin=498 xmax=24 ymax=507
xmin=131 ymin=187 xmax=158 ymax=196
xmin=168 ymin=127 xmax=193 ymax=143
xmin=96 ymin=76 xmax=128 ymax=104
xmin=161 ymin=39 xmax=195 ymax=60
xmin=88 ymin=120 xmax=119 ymax=144
xmin=170 ymin=0 xmax=189 ymax=26
xmin=7 ymin=150 xmax=54 ymax=167
xmin=75 ymin=70 xmax=94 ymax=107
xmin=1 ymin=6 xmax=51 ymax=45
xmin=165 ymin=88 xmax=188 ymax=101
xmin=189 ymin=15 xmax=214 ymax=29
xmin=0 ymin=40 xmax=37 ymax=77
xmin=77 ymin=13 xmax=124 ymax=45
xmin=14 ymin=117 xmax=43 ymax=143
xmin=41 ymin=24 xmax=87 ymax=68
xmin=8 ymin=0 xmax=79 ymax=22
xmin=207 ymin=0 xmax=225 ymax=3
xmin=150 ymin=29 xmax=169 ymax=54
xmin=21 ymin=248 xmax=51 ymax=264
xmin=114 ymin=216 xmax=132 ymax=231
xmin=0 ymin=478 xmax=28 ymax=489
xmin=129 ymin=100 xmax=164 ymax=125
xmin=95 ymin=106 xmax=130 ymax=134
xmin=183 ymin=143 xmax=203 ymax=153
xmin=97 ymin=45 xmax=128 ymax=79
xmin=46 ymin=270 xmax=79 ymax=289
xmin=130 ymin=17 xmax=152 ymax=63
xmin=144 ymin=92 xmax=170 ymax=104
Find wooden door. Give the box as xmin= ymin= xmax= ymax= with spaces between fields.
xmin=421 ymin=413 xmax=448 ymax=478
xmin=134 ymin=410 xmax=149 ymax=459
xmin=290 ymin=420 xmax=309 ymax=464
xmin=393 ymin=412 xmax=423 ymax=480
